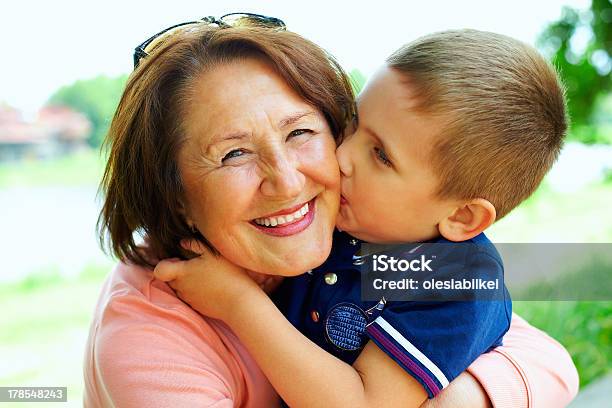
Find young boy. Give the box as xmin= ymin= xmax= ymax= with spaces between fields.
xmin=155 ymin=29 xmax=567 ymax=407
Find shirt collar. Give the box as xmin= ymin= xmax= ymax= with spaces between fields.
xmin=314 ymin=229 xmax=489 ymax=274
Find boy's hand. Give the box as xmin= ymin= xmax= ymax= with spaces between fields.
xmin=154 ymin=239 xmax=275 ymax=320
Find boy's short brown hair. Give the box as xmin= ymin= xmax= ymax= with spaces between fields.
xmin=387 ymin=29 xmax=567 ymax=219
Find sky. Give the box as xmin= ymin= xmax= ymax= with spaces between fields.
xmin=1 ymin=0 xmax=590 ymax=116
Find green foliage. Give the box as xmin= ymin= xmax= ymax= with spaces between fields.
xmin=349 ymin=68 xmax=367 ymax=95
xmin=48 ymin=74 xmax=128 ymax=147
xmin=0 ymin=264 xmax=111 ymax=407
xmin=603 ymin=167 xmax=612 ymax=183
xmin=537 ymin=0 xmax=611 ymax=143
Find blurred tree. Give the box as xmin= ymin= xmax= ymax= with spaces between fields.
xmin=538 ymin=0 xmax=611 ymax=144
xmin=48 ymin=75 xmax=128 ymax=147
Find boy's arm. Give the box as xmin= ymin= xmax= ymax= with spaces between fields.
xmin=155 ymin=254 xmax=428 ymax=408
xmin=419 ymin=311 xmax=579 ymax=408
xmin=229 ymin=287 xmax=428 ymax=408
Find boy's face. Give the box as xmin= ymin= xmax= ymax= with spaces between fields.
xmin=336 ymin=66 xmax=456 ymax=243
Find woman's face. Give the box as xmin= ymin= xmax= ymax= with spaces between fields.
xmin=178 ymin=58 xmax=340 ymax=276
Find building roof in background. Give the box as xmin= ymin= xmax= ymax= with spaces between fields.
xmin=0 ymin=104 xmax=90 ymax=144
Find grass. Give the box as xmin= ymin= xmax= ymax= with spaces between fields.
xmin=0 ymin=264 xmax=110 ymax=407
xmin=0 ymin=150 xmax=105 ymax=187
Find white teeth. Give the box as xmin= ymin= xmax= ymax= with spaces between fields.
xmin=254 ymin=202 xmax=311 ymax=227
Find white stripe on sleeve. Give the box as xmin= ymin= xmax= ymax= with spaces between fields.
xmin=373 ymin=316 xmax=450 ymax=388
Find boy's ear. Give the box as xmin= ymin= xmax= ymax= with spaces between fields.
xmin=438 ymin=198 xmax=496 ymax=242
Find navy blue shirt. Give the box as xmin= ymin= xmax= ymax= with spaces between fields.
xmin=273 ymin=229 xmax=512 ymax=398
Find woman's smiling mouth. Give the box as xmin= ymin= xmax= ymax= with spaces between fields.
xmin=251 ymin=198 xmax=316 ymax=236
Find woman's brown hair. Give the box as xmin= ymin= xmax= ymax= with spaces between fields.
xmin=98 ymin=24 xmax=355 ymax=266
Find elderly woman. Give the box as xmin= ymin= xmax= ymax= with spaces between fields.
xmin=84 ymin=15 xmax=578 ymax=407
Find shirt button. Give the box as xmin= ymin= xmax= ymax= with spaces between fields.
xmin=324 ymin=272 xmax=338 ymax=285
xmin=310 ymin=310 xmax=320 ymax=322
xmin=349 ymin=239 xmax=359 ymax=246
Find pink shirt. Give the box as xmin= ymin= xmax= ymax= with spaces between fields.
xmin=467 ymin=313 xmax=579 ymax=407
xmin=84 ymin=263 xmax=578 ymax=407
xmin=83 ymin=262 xmax=279 ymax=407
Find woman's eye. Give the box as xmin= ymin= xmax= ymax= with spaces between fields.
xmin=287 ymin=129 xmax=312 ymax=139
xmin=221 ymin=149 xmax=247 ymax=163
xmin=374 ymin=146 xmax=392 ymax=167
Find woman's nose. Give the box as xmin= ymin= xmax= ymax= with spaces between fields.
xmin=336 ymin=138 xmax=353 ymax=177
xmin=260 ymin=149 xmax=306 ymax=199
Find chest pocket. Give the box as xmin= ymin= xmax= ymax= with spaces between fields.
xmin=324 ymin=302 xmax=368 ymax=351
xmin=323 ymin=297 xmax=387 ymax=352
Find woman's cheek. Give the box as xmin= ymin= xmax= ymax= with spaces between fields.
xmin=299 ymin=135 xmax=341 ymax=188
xmin=195 ymin=165 xmax=260 ymax=230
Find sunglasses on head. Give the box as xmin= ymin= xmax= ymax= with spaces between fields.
xmin=133 ymin=12 xmax=286 ymax=69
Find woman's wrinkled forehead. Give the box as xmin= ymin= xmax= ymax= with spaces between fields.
xmin=207 ymin=110 xmax=321 ymax=144
xmin=180 ymin=58 xmax=327 ymax=149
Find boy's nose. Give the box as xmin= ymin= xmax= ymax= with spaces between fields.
xmin=336 ymin=140 xmax=353 ymax=177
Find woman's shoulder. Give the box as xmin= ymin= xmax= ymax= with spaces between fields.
xmin=90 ymin=261 xmax=230 ymax=350
xmin=101 ymin=261 xmax=186 ymax=307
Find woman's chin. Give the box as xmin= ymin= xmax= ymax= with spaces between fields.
xmin=267 ymin=237 xmax=333 ymax=276
xmin=280 ymin=251 xmax=329 ymax=276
